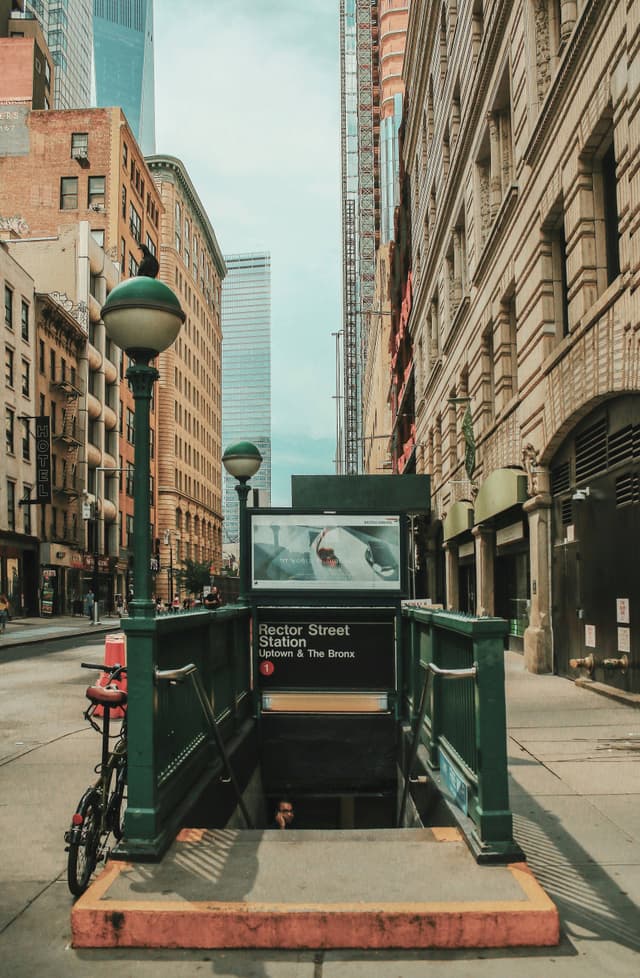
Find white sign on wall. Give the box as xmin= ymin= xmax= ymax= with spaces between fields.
xmin=616 ymin=598 xmax=630 ymax=624
xmin=585 ymin=625 xmax=596 ymax=648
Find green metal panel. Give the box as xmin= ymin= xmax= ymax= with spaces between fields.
xmin=474 ymin=469 xmax=528 ymax=524
xmin=291 ymin=474 xmax=430 ymax=513
xmin=443 ymin=500 xmax=474 ymax=541
xmin=119 ymin=605 xmax=252 ymax=859
xmin=401 ymin=606 xmax=520 ymax=861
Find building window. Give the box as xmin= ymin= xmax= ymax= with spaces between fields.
xmin=126 ymin=463 xmax=135 ymax=497
xmin=175 ymin=202 xmax=182 ymax=251
xmin=6 ymin=480 xmax=15 ymax=531
xmin=126 ymin=408 xmax=135 ymax=444
xmin=21 ymin=358 xmax=30 ymax=396
xmin=126 ymin=514 xmax=134 ymax=549
xmin=6 ymin=406 xmax=15 ymax=454
xmin=184 ymin=221 xmax=190 ymax=267
xmin=120 ymin=237 xmax=126 ymax=274
xmin=20 ymin=300 xmax=29 ymax=340
xmin=71 ymin=132 xmax=88 ymax=159
xmin=91 ymin=228 xmax=105 ymax=247
xmin=129 ymin=202 xmax=141 ymax=241
xmin=5 ymin=345 xmax=14 ymax=387
xmin=22 ymin=417 xmax=30 ymax=460
xmin=122 ymin=142 xmax=128 ymax=169
xmin=4 ymin=285 xmax=13 ymax=327
xmin=39 ymin=339 xmax=45 ymax=373
xmin=600 ymin=137 xmax=620 ymax=285
xmin=50 ymin=348 xmax=55 ymax=379
xmin=128 ymin=253 xmax=139 ymax=277
xmin=60 ymin=176 xmax=78 ymax=210
xmin=23 ymin=486 xmax=32 ymax=534
xmin=88 ymin=176 xmax=105 ymax=209
xmin=145 ymin=234 xmax=156 ymax=256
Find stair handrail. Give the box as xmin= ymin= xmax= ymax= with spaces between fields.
xmin=155 ymin=662 xmax=254 ymax=829
xmin=398 ymin=661 xmax=477 ymax=826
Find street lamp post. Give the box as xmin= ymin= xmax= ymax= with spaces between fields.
xmin=222 ymin=442 xmax=262 ymax=603
xmin=101 ymin=276 xmax=184 ymax=846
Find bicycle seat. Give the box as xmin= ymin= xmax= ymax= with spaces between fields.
xmin=86 ymin=685 xmax=128 ymax=707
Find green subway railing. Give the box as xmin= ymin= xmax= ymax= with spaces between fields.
xmin=117 ymin=604 xmax=252 ymax=859
xmin=401 ymin=605 xmax=523 ymax=863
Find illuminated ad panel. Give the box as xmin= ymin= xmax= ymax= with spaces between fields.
xmin=250 ymin=514 xmax=402 ymax=591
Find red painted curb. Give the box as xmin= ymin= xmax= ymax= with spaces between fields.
xmin=71 ymin=861 xmax=560 ymax=949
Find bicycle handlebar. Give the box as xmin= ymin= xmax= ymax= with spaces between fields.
xmin=81 ymin=661 xmax=128 ymax=676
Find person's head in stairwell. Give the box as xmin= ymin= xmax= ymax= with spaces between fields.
xmin=274 ymin=798 xmax=294 ymax=829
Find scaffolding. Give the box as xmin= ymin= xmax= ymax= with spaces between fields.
xmin=338 ymin=0 xmax=378 ymax=475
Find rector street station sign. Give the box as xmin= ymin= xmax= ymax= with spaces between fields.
xmin=255 ymin=616 xmax=396 ymax=690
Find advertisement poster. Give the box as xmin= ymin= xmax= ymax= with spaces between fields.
xmin=256 ymin=616 xmax=396 ymax=689
xmin=251 ymin=514 xmax=402 ymax=591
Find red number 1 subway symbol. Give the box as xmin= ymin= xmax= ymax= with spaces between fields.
xmin=260 ymin=661 xmax=274 ymax=676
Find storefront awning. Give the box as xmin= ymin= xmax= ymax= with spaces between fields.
xmin=474 ymin=468 xmax=528 ymax=524
xmin=443 ymin=500 xmax=474 ymax=541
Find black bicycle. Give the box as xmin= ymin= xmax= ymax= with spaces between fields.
xmin=65 ymin=661 xmax=128 ymax=897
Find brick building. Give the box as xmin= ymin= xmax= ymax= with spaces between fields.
xmin=147 ymin=155 xmax=226 ymax=602
xmin=0 ymin=107 xmax=162 ymax=610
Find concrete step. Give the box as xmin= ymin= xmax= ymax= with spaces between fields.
xmin=71 ymin=827 xmax=559 ymax=950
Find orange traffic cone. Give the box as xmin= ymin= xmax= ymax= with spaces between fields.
xmin=94 ymin=632 xmax=127 ymax=718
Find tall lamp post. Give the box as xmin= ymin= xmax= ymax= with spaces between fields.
xmin=222 ymin=442 xmax=262 ymax=603
xmin=101 ymin=277 xmax=185 ymax=618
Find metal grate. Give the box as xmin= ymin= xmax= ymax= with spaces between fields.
xmin=616 ymin=472 xmax=640 ymax=507
xmin=551 ymin=460 xmax=571 ymax=494
xmin=561 ymin=499 xmax=573 ymax=525
xmin=575 ymin=417 xmax=608 ymax=482
xmin=608 ymin=424 xmax=635 ymax=468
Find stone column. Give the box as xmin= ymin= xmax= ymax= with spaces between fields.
xmin=444 ymin=541 xmax=459 ymax=610
xmin=489 ymin=114 xmax=502 ymax=217
xmin=472 ymin=524 xmax=495 ymax=616
xmin=523 ymin=489 xmax=553 ymax=673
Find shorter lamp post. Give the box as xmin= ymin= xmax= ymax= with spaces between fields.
xmin=222 ymin=442 xmax=262 ymax=602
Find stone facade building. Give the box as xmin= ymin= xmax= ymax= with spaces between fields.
xmin=401 ymin=0 xmax=639 ymax=692
xmin=0 ymin=239 xmax=37 ymax=613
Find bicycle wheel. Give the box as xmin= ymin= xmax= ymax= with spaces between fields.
xmin=67 ymin=789 xmax=101 ymax=897
xmin=108 ymin=759 xmax=127 ymax=841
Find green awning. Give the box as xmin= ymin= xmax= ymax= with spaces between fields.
xmin=474 ymin=468 xmax=528 ymax=524
xmin=443 ymin=500 xmax=474 ymax=541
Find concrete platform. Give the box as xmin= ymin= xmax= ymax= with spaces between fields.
xmin=71 ymin=827 xmax=559 ymax=950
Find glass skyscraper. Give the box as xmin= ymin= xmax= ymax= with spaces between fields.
xmin=221 ymin=253 xmax=272 ymax=546
xmin=24 ymin=0 xmax=93 ymax=109
xmin=92 ymin=0 xmax=156 ymax=154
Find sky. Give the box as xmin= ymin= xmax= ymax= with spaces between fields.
xmin=154 ymin=0 xmax=342 ymax=505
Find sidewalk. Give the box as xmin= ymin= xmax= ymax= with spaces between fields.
xmin=0 ymin=613 xmax=120 ymax=648
xmin=0 ymin=649 xmax=638 ymax=975
xmin=70 ymin=652 xmax=640 ymax=964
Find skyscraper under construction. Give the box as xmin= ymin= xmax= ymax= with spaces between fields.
xmin=338 ymin=0 xmax=408 ymax=474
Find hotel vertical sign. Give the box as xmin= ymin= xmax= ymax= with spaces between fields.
xmin=35 ymin=416 xmax=52 ymax=504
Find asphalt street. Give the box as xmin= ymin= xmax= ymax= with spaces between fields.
xmin=0 ymin=633 xmax=639 ymax=977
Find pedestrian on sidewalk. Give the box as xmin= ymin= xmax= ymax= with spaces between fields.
xmin=85 ymin=589 xmax=95 ymax=623
xmin=0 ymin=593 xmax=9 ymax=633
